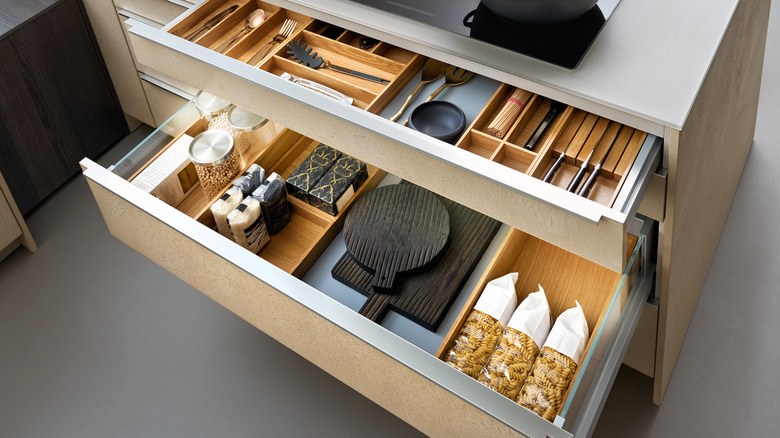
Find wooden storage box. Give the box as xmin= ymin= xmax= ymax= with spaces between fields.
xmin=126 ymin=105 xmax=384 ymax=277
xmin=437 ymin=227 xmax=640 ymax=419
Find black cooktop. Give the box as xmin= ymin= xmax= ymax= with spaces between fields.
xmin=347 ymin=0 xmax=621 ymax=69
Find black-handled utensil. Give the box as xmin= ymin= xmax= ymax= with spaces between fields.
xmin=541 ymin=147 xmax=567 ymax=183
xmin=577 ymin=125 xmax=625 ymax=197
xmin=184 ymin=5 xmax=238 ymax=41
xmin=566 ymin=121 xmax=610 ymax=192
xmin=287 ymin=40 xmax=390 ymax=84
xmin=524 ymin=101 xmax=566 ymax=151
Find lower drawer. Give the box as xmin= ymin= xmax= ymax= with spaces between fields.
xmin=81 ymin=100 xmax=654 ymax=437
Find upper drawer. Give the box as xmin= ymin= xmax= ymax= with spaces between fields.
xmin=124 ymin=2 xmax=664 ymax=272
xmin=81 ymin=97 xmax=656 ymax=437
xmin=115 ymin=0 xmax=190 ymax=27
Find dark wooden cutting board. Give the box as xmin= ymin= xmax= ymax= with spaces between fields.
xmin=343 ymin=184 xmax=450 ymax=292
xmin=333 ymin=182 xmax=501 ymax=331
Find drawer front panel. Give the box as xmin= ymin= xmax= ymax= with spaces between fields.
xmin=115 ymin=0 xmax=188 ymax=26
xmin=127 ymin=20 xmax=663 ymax=272
xmin=139 ymin=74 xmax=194 ymax=127
xmin=82 ymin=160 xmax=568 ymax=438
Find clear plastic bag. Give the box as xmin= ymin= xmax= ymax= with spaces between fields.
xmin=445 ymin=310 xmax=504 ymax=379
xmin=227 ymin=197 xmax=270 ymax=253
xmin=252 ymin=173 xmax=290 ymax=234
xmin=517 ymin=346 xmax=578 ymax=421
xmin=210 ymin=187 xmax=243 ymax=238
xmin=232 ymin=164 xmax=265 ymax=197
xmin=518 ymin=302 xmax=588 ymax=421
xmin=478 ymin=327 xmax=540 ymax=401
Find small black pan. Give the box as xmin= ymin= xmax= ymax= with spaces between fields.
xmin=408 ymin=101 xmax=467 ymax=144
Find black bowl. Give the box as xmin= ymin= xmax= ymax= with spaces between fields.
xmin=408 ymin=101 xmax=467 ymax=144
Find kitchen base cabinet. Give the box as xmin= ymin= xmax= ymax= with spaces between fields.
xmin=81 ymin=0 xmax=771 ymax=434
xmin=657 ymin=0 xmax=770 ymax=404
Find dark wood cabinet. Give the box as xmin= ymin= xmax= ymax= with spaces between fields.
xmin=0 ymin=0 xmax=127 ymax=214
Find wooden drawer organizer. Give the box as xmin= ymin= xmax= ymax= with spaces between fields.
xmin=436 ymin=227 xmax=640 ymax=419
xmin=127 ymin=117 xmax=384 ymax=278
xmin=455 ymin=83 xmax=648 ymax=208
xmin=167 ymin=0 xmax=423 ymax=111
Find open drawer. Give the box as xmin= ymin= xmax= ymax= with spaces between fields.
xmin=82 ymin=97 xmax=655 ymax=437
xmin=122 ymin=1 xmax=665 ymax=273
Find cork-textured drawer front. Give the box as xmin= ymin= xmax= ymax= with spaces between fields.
xmin=126 ymin=10 xmax=664 ymax=273
xmin=115 ymin=0 xmax=189 ymax=26
xmin=80 ymin=98 xmax=655 ymax=436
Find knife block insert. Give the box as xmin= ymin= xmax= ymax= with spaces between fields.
xmin=436 ymin=227 xmax=639 ymax=417
xmin=450 ymin=82 xmax=647 ymax=207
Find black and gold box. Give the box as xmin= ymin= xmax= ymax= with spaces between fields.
xmin=308 ymin=155 xmax=368 ymax=216
xmin=285 ymin=143 xmax=341 ymax=202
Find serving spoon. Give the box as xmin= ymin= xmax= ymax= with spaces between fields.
xmin=216 ymin=9 xmax=265 ymax=53
xmin=390 ymin=58 xmax=447 ymax=122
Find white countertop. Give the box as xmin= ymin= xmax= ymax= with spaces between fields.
xmin=277 ymin=0 xmax=739 ymax=133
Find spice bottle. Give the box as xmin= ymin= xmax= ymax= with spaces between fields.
xmin=189 ymin=129 xmax=241 ymax=199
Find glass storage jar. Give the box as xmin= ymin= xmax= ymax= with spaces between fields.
xmin=194 ymin=91 xmax=232 ymax=121
xmin=188 ymin=129 xmax=241 ymax=199
xmin=227 ymin=106 xmax=269 ymax=164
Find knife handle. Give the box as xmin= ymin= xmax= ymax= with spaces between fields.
xmin=524 ymin=107 xmax=559 ymax=151
xmin=577 ymin=164 xmax=602 ymax=197
xmin=542 ymin=153 xmax=565 ymax=183
xmin=567 ymin=162 xmax=589 ymax=192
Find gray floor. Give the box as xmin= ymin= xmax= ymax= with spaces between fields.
xmin=2 ymin=7 xmax=779 ymax=438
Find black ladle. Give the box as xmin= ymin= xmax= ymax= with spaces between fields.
xmin=287 ymin=39 xmax=390 ymax=84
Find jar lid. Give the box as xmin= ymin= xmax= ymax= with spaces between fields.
xmin=227 ymin=106 xmax=268 ymax=132
xmin=194 ymin=91 xmax=232 ymax=116
xmin=189 ymin=130 xmax=235 ymax=166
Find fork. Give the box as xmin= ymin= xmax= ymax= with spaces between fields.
xmin=248 ymin=19 xmax=297 ymax=66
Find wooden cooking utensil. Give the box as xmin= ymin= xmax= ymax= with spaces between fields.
xmin=424 ymin=66 xmax=475 ymax=102
xmin=343 ymin=184 xmax=450 ymax=292
xmin=390 ymin=59 xmax=448 ymax=122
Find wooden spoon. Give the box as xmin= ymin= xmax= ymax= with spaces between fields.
xmin=424 ymin=66 xmax=475 ymax=102
xmin=390 ymin=59 xmax=448 ymax=122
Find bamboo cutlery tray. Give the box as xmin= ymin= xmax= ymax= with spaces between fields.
xmin=127 ymin=115 xmax=384 ymax=278
xmin=455 ymin=83 xmax=648 ymax=208
xmin=167 ymin=0 xmax=423 ymax=112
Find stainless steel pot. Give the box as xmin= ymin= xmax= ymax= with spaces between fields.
xmin=481 ymin=0 xmax=599 ymax=25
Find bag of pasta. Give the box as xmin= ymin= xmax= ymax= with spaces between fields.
xmin=478 ymin=285 xmax=551 ymax=401
xmin=444 ymin=273 xmax=518 ymax=379
xmin=518 ymin=301 xmax=589 ymax=422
